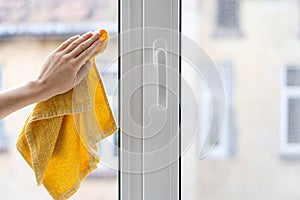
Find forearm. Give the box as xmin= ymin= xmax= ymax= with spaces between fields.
xmin=0 ymin=80 xmax=47 ymax=119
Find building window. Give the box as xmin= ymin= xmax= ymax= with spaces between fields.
xmin=287 ymin=99 xmax=300 ymax=143
xmin=198 ymin=61 xmax=235 ymax=159
xmin=280 ymin=66 xmax=300 ymax=158
xmin=214 ymin=0 xmax=242 ymax=38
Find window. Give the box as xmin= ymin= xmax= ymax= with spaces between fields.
xmin=214 ymin=0 xmax=242 ymax=37
xmin=287 ymin=99 xmax=300 ymax=143
xmin=198 ymin=61 xmax=234 ymax=158
xmin=281 ymin=66 xmax=300 ymax=157
xmin=217 ymin=0 xmax=239 ymax=29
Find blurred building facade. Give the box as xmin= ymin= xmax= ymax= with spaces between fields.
xmin=182 ymin=0 xmax=300 ymax=199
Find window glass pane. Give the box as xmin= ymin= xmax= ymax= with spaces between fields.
xmin=288 ymin=98 xmax=300 ymax=144
xmin=217 ymin=0 xmax=239 ymax=28
xmin=287 ymin=68 xmax=300 ymax=86
xmin=182 ymin=0 xmax=300 ymax=199
xmin=0 ymin=1 xmax=118 ymax=200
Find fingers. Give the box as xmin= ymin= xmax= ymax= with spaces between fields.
xmin=75 ymin=39 xmax=102 ymax=66
xmin=63 ymin=31 xmax=93 ymax=54
xmin=54 ymin=31 xmax=102 ymax=74
xmin=54 ymin=35 xmax=80 ymax=52
xmin=74 ymin=61 xmax=92 ymax=86
xmin=71 ymin=32 xmax=101 ymax=58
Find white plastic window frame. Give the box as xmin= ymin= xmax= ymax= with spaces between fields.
xmin=119 ymin=0 xmax=181 ymax=199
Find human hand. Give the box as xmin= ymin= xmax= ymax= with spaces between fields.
xmin=35 ymin=31 xmax=102 ymax=100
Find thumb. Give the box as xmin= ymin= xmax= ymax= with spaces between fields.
xmin=74 ymin=61 xmax=92 ymax=86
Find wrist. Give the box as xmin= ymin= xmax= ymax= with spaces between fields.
xmin=26 ymin=79 xmax=50 ymax=102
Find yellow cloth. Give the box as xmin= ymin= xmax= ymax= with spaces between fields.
xmin=16 ymin=29 xmax=118 ymax=200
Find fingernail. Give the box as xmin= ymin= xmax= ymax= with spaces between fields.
xmin=84 ymin=31 xmax=92 ymax=36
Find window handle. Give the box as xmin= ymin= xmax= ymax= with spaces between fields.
xmin=154 ymin=49 xmax=167 ymax=109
